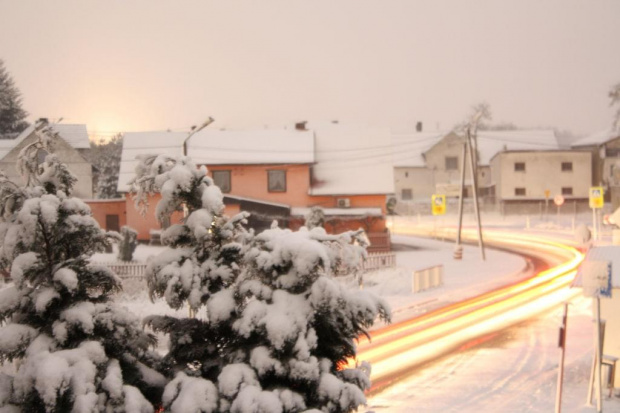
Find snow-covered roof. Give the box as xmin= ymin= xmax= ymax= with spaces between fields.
xmin=476 ymin=130 xmax=559 ymax=165
xmin=118 ymin=125 xmax=393 ymax=196
xmin=308 ymin=123 xmax=394 ymax=196
xmin=0 ymin=123 xmax=90 ymax=160
xmin=291 ymin=207 xmax=383 ymax=217
xmin=188 ymin=129 xmax=314 ymax=165
xmin=572 ymin=246 xmax=620 ymax=289
xmin=571 ymin=128 xmax=620 ymax=147
xmin=118 ymin=129 xmax=314 ymax=192
xmin=224 ymin=194 xmax=290 ymax=209
xmin=118 ymin=132 xmax=186 ymax=193
xmin=391 ymin=132 xmax=447 ymax=167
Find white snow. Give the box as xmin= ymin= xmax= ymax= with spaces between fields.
xmin=53 ymin=268 xmax=79 ymax=291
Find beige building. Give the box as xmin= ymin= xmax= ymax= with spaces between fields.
xmin=392 ymin=129 xmax=566 ymax=214
xmin=0 ymin=123 xmax=93 ymax=199
xmin=489 ymin=150 xmax=592 ymax=214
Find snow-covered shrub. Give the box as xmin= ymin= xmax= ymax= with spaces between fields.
xmin=0 ymin=120 xmax=164 ymax=412
xmin=118 ymin=226 xmax=139 ymax=262
xmin=132 ymin=155 xmax=391 ymax=412
xmin=304 ymin=206 xmax=325 ymax=230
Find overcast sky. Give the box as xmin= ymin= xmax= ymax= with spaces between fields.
xmin=1 ymin=0 xmax=619 ymax=139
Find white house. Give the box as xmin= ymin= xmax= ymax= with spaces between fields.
xmin=0 ymin=123 xmax=93 ymax=199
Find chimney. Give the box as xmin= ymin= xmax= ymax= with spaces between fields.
xmin=295 ymin=121 xmax=307 ymax=131
xmin=416 ymin=121 xmax=423 ymax=132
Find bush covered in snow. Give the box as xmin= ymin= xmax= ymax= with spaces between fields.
xmin=0 ymin=120 xmax=164 ymax=412
xmin=131 ymin=155 xmax=391 ymax=413
xmin=118 ymin=226 xmax=139 ymax=262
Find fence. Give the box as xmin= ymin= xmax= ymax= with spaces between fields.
xmin=93 ymin=262 xmax=147 ymax=278
xmin=96 ymin=252 xmax=396 ymax=283
xmin=363 ymin=252 xmax=396 ymax=272
xmin=413 ymin=264 xmax=443 ymax=293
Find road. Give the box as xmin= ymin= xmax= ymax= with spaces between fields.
xmin=349 ymin=228 xmax=584 ymax=393
xmin=366 ymin=296 xmax=606 ymax=412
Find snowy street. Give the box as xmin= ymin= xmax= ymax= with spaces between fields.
xmin=367 ymin=296 xmax=620 ymax=413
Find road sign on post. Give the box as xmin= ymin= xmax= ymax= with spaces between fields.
xmin=431 ymin=194 xmax=446 ymax=216
xmin=589 ymin=187 xmax=604 ymax=209
xmin=581 ymin=260 xmax=612 ymax=298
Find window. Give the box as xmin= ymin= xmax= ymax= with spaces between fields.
xmin=212 ymin=170 xmax=231 ymax=193
xmin=561 ymin=162 xmax=573 ymax=172
xmin=401 ymin=188 xmax=413 ymax=200
xmin=515 ymin=187 xmax=526 ymax=196
xmin=445 ymin=157 xmax=458 ymax=171
xmin=268 ymin=170 xmax=286 ymax=192
xmin=514 ymin=162 xmax=525 ymax=172
xmin=405 ymin=171 xmax=409 ymax=178
xmin=561 ymin=187 xmax=573 ymax=196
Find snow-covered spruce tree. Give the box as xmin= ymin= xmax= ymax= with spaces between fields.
xmin=131 ymin=155 xmax=390 ymax=412
xmin=0 ymin=121 xmax=164 ymax=412
xmin=304 ymin=206 xmax=325 ymax=230
xmin=129 ymin=154 xmax=251 ymax=407
xmin=221 ymin=225 xmax=390 ymax=413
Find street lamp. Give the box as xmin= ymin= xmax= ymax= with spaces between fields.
xmin=183 ymin=117 xmax=214 ymax=156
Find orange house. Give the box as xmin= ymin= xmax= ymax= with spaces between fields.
xmin=115 ymin=123 xmax=393 ymax=249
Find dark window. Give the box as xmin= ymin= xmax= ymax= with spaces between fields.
xmin=405 ymin=171 xmax=409 ymax=178
xmin=268 ymin=170 xmax=286 ymax=192
xmin=515 ymin=187 xmax=526 ymax=196
xmin=514 ymin=162 xmax=526 ymax=172
xmin=561 ymin=187 xmax=573 ymax=196
xmin=212 ymin=170 xmax=231 ymax=193
xmin=401 ymin=189 xmax=413 ymax=200
xmin=561 ymin=162 xmax=573 ymax=172
xmin=445 ymin=157 xmax=458 ymax=170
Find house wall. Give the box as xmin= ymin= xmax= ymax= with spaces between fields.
xmin=423 ymin=132 xmax=465 ymax=191
xmin=207 ymin=164 xmax=386 ymax=213
xmin=85 ymin=199 xmax=127 ymax=232
xmin=124 ymin=194 xmax=184 ymax=241
xmin=394 ymin=167 xmax=435 ymax=201
xmin=0 ymin=132 xmax=93 ymax=199
xmin=494 ymin=151 xmax=591 ymax=201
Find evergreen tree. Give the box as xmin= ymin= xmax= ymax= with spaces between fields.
xmin=0 ymin=120 xmax=164 ymax=412
xmin=0 ymin=60 xmax=29 ymax=138
xmin=91 ymin=134 xmax=123 ymax=199
xmin=131 ymin=155 xmax=390 ymax=412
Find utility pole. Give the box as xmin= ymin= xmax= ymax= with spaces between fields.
xmin=454 ymin=143 xmax=467 ymax=260
xmin=467 ymin=128 xmax=486 ymax=261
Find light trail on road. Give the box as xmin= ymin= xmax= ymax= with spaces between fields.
xmin=350 ymin=227 xmax=584 ymax=392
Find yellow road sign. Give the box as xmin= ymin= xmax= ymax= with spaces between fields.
xmin=431 ymin=194 xmax=446 ymax=215
xmin=589 ymin=186 xmax=604 ymax=209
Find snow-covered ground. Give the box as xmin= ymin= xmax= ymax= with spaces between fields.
xmin=91 ymin=227 xmax=619 ymax=412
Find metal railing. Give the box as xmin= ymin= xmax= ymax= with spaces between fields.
xmin=413 ymin=264 xmax=443 ymax=293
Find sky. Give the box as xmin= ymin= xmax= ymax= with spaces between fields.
xmin=1 ymin=0 xmax=619 ymax=140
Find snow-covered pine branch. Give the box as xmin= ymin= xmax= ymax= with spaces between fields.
xmin=0 ymin=123 xmax=164 ymax=412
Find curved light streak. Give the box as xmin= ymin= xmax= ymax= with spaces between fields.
xmin=352 ymin=225 xmax=584 ymax=392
